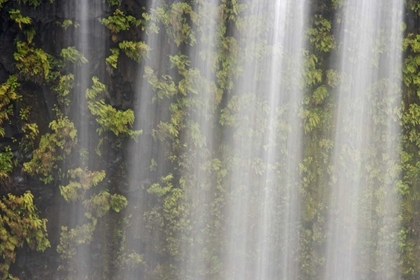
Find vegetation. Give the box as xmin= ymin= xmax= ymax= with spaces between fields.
xmin=0 ymin=0 xmax=419 ymax=280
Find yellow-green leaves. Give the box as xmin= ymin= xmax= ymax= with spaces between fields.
xmin=9 ymin=9 xmax=31 ymax=29
xmin=100 ymin=9 xmax=142 ymax=42
xmin=106 ymin=48 xmax=120 ymax=68
xmin=100 ymin=9 xmax=141 ymax=33
xmin=0 ymin=191 xmax=50 ymax=278
xmin=57 ymin=223 xmax=95 ymax=262
xmin=0 ymin=147 xmax=14 ymax=178
xmin=53 ymin=74 xmax=74 ymax=106
xmin=304 ymin=53 xmax=322 ymax=86
xmin=0 ymin=76 xmax=20 ymax=137
xmin=15 ymin=0 xmax=44 ymax=7
xmin=60 ymin=47 xmax=88 ymax=65
xmin=56 ymin=19 xmax=79 ymax=30
xmin=408 ymin=0 xmax=420 ymax=16
xmin=145 ymin=67 xmax=177 ymax=101
xmin=118 ymin=41 xmax=150 ymax=63
xmin=60 ymin=168 xmax=106 ymax=202
xmin=84 ymin=191 xmax=128 ymax=218
xmin=307 ymin=15 xmax=335 ymax=52
xmin=86 ymin=77 xmax=141 ymax=138
xmin=86 ymin=76 xmax=107 ymax=100
xmin=403 ymin=34 xmax=420 ymax=87
xmin=23 ymin=116 xmax=77 ymax=183
xmin=151 ymin=3 xmax=199 ymax=46
xmin=312 ymin=85 xmax=329 ymax=105
xmin=14 ymin=41 xmax=50 ymax=82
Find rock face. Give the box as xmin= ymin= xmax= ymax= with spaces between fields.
xmin=0 ymin=0 xmax=148 ymax=278
xmin=1 ymin=1 xmax=420 ymax=279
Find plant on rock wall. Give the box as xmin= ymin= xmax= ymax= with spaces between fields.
xmin=16 ymin=0 xmax=52 ymax=7
xmin=151 ymin=2 xmax=199 ymax=46
xmin=53 ymin=74 xmax=74 ymax=107
xmin=60 ymin=47 xmax=88 ymax=65
xmin=407 ymin=0 xmax=420 ymax=16
xmin=0 ymin=148 xmax=14 ymax=180
xmin=118 ymin=41 xmax=150 ymax=63
xmin=106 ymin=0 xmax=119 ymax=7
xmin=100 ymin=9 xmax=144 ymax=42
xmin=57 ymin=168 xmax=128 ymax=276
xmin=145 ymin=174 xmax=188 ymax=260
xmin=0 ymin=0 xmax=8 ymax=9
xmin=307 ymin=15 xmax=335 ymax=53
xmin=23 ymin=115 xmax=77 ymax=183
xmin=56 ymin=19 xmax=79 ymax=30
xmin=9 ymin=9 xmax=31 ymax=30
xmin=14 ymin=41 xmax=51 ymax=83
xmin=0 ymin=191 xmax=50 ymax=279
xmin=59 ymin=168 xmax=106 ymax=203
xmin=0 ymin=76 xmax=20 ymax=137
xmin=86 ymin=77 xmax=141 ymax=139
xmin=106 ymin=48 xmax=119 ymax=69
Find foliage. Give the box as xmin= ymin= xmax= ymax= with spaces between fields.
xmin=100 ymin=9 xmax=143 ymax=42
xmin=60 ymin=47 xmax=88 ymax=65
xmin=57 ymin=167 xmax=128 ymax=277
xmin=118 ymin=41 xmax=150 ymax=63
xmin=86 ymin=77 xmax=141 ymax=138
xmin=105 ymin=48 xmax=119 ymax=68
xmin=0 ymin=192 xmax=49 ymax=278
xmin=145 ymin=174 xmax=188 ymax=258
xmin=9 ymin=9 xmax=31 ymax=29
xmin=307 ymin=15 xmax=335 ymax=52
xmin=0 ymin=76 xmax=20 ymax=137
xmin=57 ymin=223 xmax=95 ymax=266
xmin=14 ymin=41 xmax=50 ymax=82
xmin=0 ymin=147 xmax=14 ymax=179
xmin=60 ymin=168 xmax=106 ymax=202
xmin=56 ymin=19 xmax=79 ymax=30
xmin=1 ymin=1 xmax=420 ymax=279
xmin=106 ymin=0 xmax=119 ymax=6
xmin=100 ymin=9 xmax=141 ymax=33
xmin=16 ymin=0 xmax=43 ymax=7
xmin=23 ymin=115 xmax=77 ymax=183
xmin=53 ymin=74 xmax=74 ymax=106
xmin=0 ymin=0 xmax=9 ymax=10
xmin=151 ymin=3 xmax=199 ymax=46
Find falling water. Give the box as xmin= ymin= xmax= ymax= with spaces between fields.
xmin=374 ymin=1 xmax=403 ymax=277
xmin=73 ymin=0 xmax=91 ymax=277
xmin=65 ymin=0 xmax=107 ymax=278
xmin=63 ymin=0 xmax=404 ymax=279
xmin=325 ymin=0 xmax=403 ymax=279
xmin=179 ymin=1 xmax=220 ymax=279
xmin=224 ymin=1 xmax=307 ymax=279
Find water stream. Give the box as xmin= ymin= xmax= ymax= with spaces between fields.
xmin=66 ymin=0 xmax=404 ymax=279
xmin=325 ymin=0 xmax=403 ymax=279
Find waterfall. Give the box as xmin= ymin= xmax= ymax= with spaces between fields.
xmin=222 ymin=1 xmax=308 ymax=279
xmin=60 ymin=0 xmax=404 ymax=279
xmin=64 ymin=0 xmax=107 ymax=278
xmin=73 ymin=0 xmax=91 ymax=278
xmin=179 ymin=2 xmax=220 ymax=279
xmin=324 ymin=0 xmax=403 ymax=279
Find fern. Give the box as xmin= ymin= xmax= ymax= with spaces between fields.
xmin=9 ymin=9 xmax=31 ymax=29
xmin=0 ymin=76 xmax=20 ymax=137
xmin=14 ymin=41 xmax=50 ymax=82
xmin=100 ymin=9 xmax=142 ymax=42
xmin=60 ymin=47 xmax=88 ymax=64
xmin=119 ymin=41 xmax=150 ymax=63
xmin=0 ymin=191 xmax=50 ymax=278
xmin=106 ymin=48 xmax=120 ymax=68
xmin=86 ymin=77 xmax=142 ymax=138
